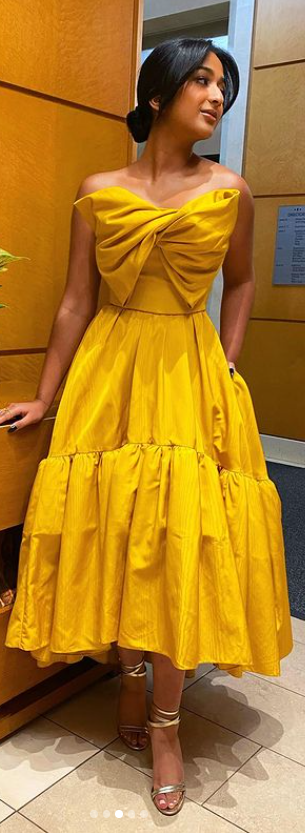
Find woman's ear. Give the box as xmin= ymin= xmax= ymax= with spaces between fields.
xmin=149 ymin=95 xmax=161 ymax=114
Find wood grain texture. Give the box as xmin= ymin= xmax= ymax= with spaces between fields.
xmin=252 ymin=197 xmax=305 ymax=322
xmin=237 ymin=320 xmax=305 ymax=440
xmin=0 ymin=0 xmax=143 ymax=735
xmin=0 ymin=0 xmax=139 ymax=116
xmin=253 ymin=0 xmax=305 ymax=65
xmin=240 ymin=0 xmax=305 ymax=439
xmin=1 ymin=86 xmax=129 ymax=351
xmin=0 ymin=647 xmax=111 ymax=737
xmin=244 ymin=63 xmax=305 ymax=194
xmin=0 ymin=606 xmax=65 ymax=705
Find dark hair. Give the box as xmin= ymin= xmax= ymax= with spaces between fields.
xmin=126 ymin=37 xmax=239 ymax=143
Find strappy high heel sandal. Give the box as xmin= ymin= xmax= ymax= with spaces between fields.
xmin=146 ymin=701 xmax=186 ymax=816
xmin=117 ymin=655 xmax=150 ymax=751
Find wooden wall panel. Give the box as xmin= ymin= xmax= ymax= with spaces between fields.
xmin=0 ymin=355 xmax=66 ymax=403
xmin=0 ymin=607 xmax=65 ymax=705
xmin=239 ymin=0 xmax=305 ymax=440
xmin=252 ymin=198 xmax=305 ymax=322
xmin=237 ymin=320 xmax=305 ymax=440
xmin=0 ymin=0 xmax=143 ymax=718
xmin=0 ymin=355 xmax=48 ymax=385
xmin=244 ymin=64 xmax=305 ymax=195
xmin=0 ymin=0 xmax=143 ymax=432
xmin=0 ymin=86 xmax=129 ymax=352
xmin=0 ymin=0 xmax=138 ymax=116
xmin=253 ymin=0 xmax=304 ymax=65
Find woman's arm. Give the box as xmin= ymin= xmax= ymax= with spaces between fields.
xmin=35 ymin=177 xmax=101 ymax=408
xmin=220 ymin=178 xmax=256 ymax=368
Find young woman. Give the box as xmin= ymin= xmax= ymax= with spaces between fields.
xmin=3 ymin=38 xmax=293 ymax=816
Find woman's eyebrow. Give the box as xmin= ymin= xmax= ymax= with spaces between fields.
xmin=197 ymin=65 xmax=225 ymax=83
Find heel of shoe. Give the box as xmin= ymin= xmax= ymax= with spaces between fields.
xmin=147 ymin=701 xmax=185 ymax=816
xmin=117 ymin=654 xmax=149 ymax=751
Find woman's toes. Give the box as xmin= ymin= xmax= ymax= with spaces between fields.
xmin=168 ymin=792 xmax=181 ymax=808
xmin=154 ymin=790 xmax=181 ymax=810
xmin=123 ymin=730 xmax=147 ymax=747
xmin=156 ymin=794 xmax=167 ymax=809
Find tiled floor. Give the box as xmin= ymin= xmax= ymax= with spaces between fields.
xmin=0 ymin=615 xmax=304 ymax=832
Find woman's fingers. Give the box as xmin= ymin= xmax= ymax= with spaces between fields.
xmin=0 ymin=404 xmax=22 ymax=425
xmin=0 ymin=400 xmax=47 ymax=431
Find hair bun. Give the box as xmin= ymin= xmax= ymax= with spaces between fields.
xmin=126 ymin=103 xmax=153 ymax=143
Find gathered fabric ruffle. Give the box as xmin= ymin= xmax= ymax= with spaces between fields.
xmin=5 ymin=440 xmax=292 ymax=675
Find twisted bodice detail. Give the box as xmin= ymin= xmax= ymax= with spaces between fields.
xmin=73 ymin=186 xmax=240 ymax=311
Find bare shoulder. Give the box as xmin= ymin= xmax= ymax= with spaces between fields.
xmin=199 ymin=159 xmax=254 ymax=205
xmin=215 ymin=163 xmax=254 ymax=206
xmin=75 ymin=167 xmax=131 ymax=199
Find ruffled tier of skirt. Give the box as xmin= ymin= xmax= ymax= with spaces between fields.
xmin=5 ymin=441 xmax=292 ymax=675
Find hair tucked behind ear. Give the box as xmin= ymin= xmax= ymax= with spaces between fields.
xmin=125 ymin=36 xmax=240 ymax=144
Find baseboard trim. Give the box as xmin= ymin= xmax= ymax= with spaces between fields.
xmin=260 ymin=434 xmax=305 ymax=468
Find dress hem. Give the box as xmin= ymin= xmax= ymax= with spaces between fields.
xmin=5 ymin=636 xmax=293 ymax=677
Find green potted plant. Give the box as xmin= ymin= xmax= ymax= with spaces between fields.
xmin=0 ymin=247 xmax=30 ymax=309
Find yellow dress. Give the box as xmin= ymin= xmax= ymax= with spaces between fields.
xmin=5 ymin=186 xmax=293 ymax=676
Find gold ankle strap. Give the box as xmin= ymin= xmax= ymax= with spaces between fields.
xmin=120 ymin=658 xmax=146 ymax=677
xmin=148 ymin=701 xmax=181 ymax=728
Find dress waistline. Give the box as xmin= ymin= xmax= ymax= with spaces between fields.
xmin=108 ymin=275 xmax=207 ymax=315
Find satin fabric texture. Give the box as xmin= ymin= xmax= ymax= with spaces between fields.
xmin=5 ymin=186 xmax=293 ymax=675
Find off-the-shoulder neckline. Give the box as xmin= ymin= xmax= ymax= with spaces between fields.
xmin=74 ymin=185 xmax=241 ymax=213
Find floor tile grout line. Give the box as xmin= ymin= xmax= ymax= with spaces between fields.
xmin=15 ymin=690 xmax=304 ymax=815
xmin=201 ymin=804 xmax=249 ymax=832
xmin=44 ymin=712 xmax=130 ymax=755
xmin=179 ymin=703 xmax=262 ymax=745
xmin=4 ymin=734 xmax=304 ymax=824
xmin=46 ymin=696 xmax=305 ymax=772
xmin=178 ymin=703 xmax=305 ymax=768
xmin=146 ymin=667 xmax=213 ymax=695
xmin=15 ymin=812 xmax=49 ymax=833
xmin=247 ymin=744 xmax=305 ymax=770
xmin=0 ymin=744 xmax=252 ymax=833
xmin=97 ymin=745 xmax=219 ymax=811
xmin=204 ymin=667 xmax=305 ymax=700
xmin=101 ymin=746 xmax=257 ymax=819
xmin=0 ymin=798 xmax=17 ymax=812
xmin=70 ymin=742 xmax=244 ymax=817
xmin=201 ymin=745 xmax=263 ymax=805
xmin=249 ymin=674 xmax=305 ymax=697
xmin=41 ymin=669 xmax=211 ymax=748
xmin=151 ymin=671 xmax=305 ymax=699
xmin=13 ymin=748 xmax=102 ymax=814
xmin=42 ymin=714 xmax=107 ymax=748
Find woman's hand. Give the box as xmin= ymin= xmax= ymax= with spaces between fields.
xmin=0 ymin=399 xmax=50 ymax=432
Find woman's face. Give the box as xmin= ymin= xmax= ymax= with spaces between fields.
xmin=155 ymin=50 xmax=226 ymax=141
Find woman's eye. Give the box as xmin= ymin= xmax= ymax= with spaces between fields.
xmin=196 ymin=77 xmax=226 ymax=95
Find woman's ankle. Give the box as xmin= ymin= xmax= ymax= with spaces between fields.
xmin=117 ymin=645 xmax=144 ymax=666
